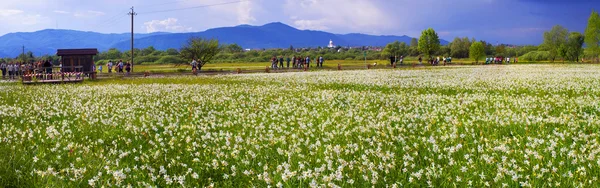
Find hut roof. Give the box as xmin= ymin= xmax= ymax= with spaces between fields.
xmin=57 ymin=49 xmax=98 ymax=56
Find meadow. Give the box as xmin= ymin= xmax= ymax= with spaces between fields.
xmin=117 ymin=59 xmax=535 ymax=73
xmin=1 ymin=64 xmax=600 ymax=187
xmin=124 ymin=60 xmax=392 ymax=73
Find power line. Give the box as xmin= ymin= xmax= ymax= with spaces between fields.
xmin=96 ymin=10 xmax=130 ymax=25
xmin=88 ymin=10 xmax=130 ymax=31
xmin=135 ymin=0 xmax=197 ymax=8
xmin=138 ymin=0 xmax=250 ymax=15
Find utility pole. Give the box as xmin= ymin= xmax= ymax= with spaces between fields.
xmin=128 ymin=7 xmax=137 ymax=72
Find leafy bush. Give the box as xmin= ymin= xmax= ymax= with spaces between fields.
xmin=134 ymin=56 xmax=161 ymax=65
xmin=95 ymin=59 xmax=109 ymax=66
xmin=519 ymin=51 xmax=550 ymax=61
xmin=155 ymin=56 xmax=185 ymax=64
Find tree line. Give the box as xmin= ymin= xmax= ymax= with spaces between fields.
xmin=386 ymin=10 xmax=599 ymax=63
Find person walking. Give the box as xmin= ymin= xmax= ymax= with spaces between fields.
xmin=191 ymin=58 xmax=198 ymax=71
xmin=286 ymin=56 xmax=291 ymax=68
xmin=15 ymin=63 xmax=20 ymax=77
xmin=279 ymin=56 xmax=284 ymax=69
xmin=125 ymin=62 xmax=131 ymax=75
xmin=292 ymin=56 xmax=296 ymax=68
xmin=7 ymin=63 xmax=14 ymax=80
xmin=319 ymin=56 xmax=324 ymax=68
xmin=306 ymin=56 xmax=310 ymax=68
xmin=270 ymin=56 xmax=276 ymax=69
xmin=0 ymin=61 xmax=6 ymax=79
xmin=107 ymin=60 xmax=113 ymax=73
xmin=118 ymin=60 xmax=124 ymax=73
xmin=98 ymin=64 xmax=103 ymax=73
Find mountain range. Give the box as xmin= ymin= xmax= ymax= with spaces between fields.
xmin=0 ymin=22 xmax=449 ymax=58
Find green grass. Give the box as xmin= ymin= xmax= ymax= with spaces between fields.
xmin=105 ymin=59 xmax=579 ymax=74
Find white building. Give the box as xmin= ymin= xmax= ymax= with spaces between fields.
xmin=328 ymin=40 xmax=335 ymax=48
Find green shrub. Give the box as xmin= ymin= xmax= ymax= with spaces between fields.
xmin=155 ymin=56 xmax=185 ymax=64
xmin=134 ymin=56 xmax=161 ymax=65
xmin=520 ymin=51 xmax=550 ymax=61
xmin=95 ymin=59 xmax=109 ymax=66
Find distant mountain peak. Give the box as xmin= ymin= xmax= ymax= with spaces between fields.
xmin=263 ymin=22 xmax=286 ymax=26
xmin=259 ymin=22 xmax=298 ymax=32
xmin=236 ymin=24 xmax=253 ymax=28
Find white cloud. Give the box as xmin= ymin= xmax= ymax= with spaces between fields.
xmin=0 ymin=9 xmax=23 ymax=17
xmin=0 ymin=9 xmax=46 ymax=26
xmin=237 ymin=1 xmax=256 ymax=24
xmin=177 ymin=0 xmax=261 ymax=26
xmin=74 ymin=10 xmax=105 ymax=18
xmin=144 ymin=18 xmax=192 ymax=33
xmin=294 ymin=19 xmax=329 ymax=30
xmin=88 ymin=11 xmax=105 ymax=16
xmin=283 ymin=0 xmax=390 ymax=34
xmin=21 ymin=14 xmax=44 ymax=25
xmin=53 ymin=10 xmax=70 ymax=14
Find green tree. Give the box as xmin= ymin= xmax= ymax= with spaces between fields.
xmin=141 ymin=46 xmax=156 ymax=56
xmin=101 ymin=48 xmax=122 ymax=60
xmin=450 ymin=37 xmax=472 ymax=58
xmin=469 ymin=41 xmax=485 ymax=64
xmin=410 ymin=38 xmax=418 ymax=47
xmin=418 ymin=28 xmax=440 ymax=58
xmin=585 ymin=11 xmax=600 ymax=62
xmin=122 ymin=49 xmax=141 ymax=61
xmin=436 ymin=46 xmax=451 ymax=57
xmin=495 ymin=45 xmax=506 ymax=56
xmin=224 ymin=44 xmax=244 ymax=53
xmin=382 ymin=41 xmax=401 ymax=57
xmin=399 ymin=42 xmax=409 ymax=56
xmin=517 ymin=45 xmax=538 ymax=56
xmin=561 ymin=32 xmax=585 ymax=62
xmin=17 ymin=53 xmax=29 ymax=63
xmin=541 ymin=25 xmax=569 ymax=62
xmin=179 ymin=37 xmax=221 ymax=70
xmin=166 ymin=48 xmax=179 ymax=56
xmin=409 ymin=38 xmax=419 ymax=56
xmin=480 ymin=41 xmax=494 ymax=56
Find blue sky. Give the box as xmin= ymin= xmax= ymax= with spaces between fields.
xmin=0 ymin=0 xmax=597 ymax=45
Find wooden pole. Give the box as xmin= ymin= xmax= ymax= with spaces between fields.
xmin=128 ymin=7 xmax=137 ymax=72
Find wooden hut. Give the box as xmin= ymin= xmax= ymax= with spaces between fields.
xmin=57 ymin=48 xmax=98 ymax=73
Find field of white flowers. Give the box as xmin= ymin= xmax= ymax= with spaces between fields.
xmin=1 ymin=64 xmax=600 ymax=187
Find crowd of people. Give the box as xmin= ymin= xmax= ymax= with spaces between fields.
xmin=105 ymin=60 xmax=132 ymax=74
xmin=416 ymin=56 xmax=453 ymax=66
xmin=0 ymin=60 xmax=55 ymax=80
xmin=0 ymin=59 xmax=132 ymax=80
xmin=389 ymin=56 xmax=405 ymax=65
xmin=270 ymin=56 xmax=325 ymax=69
xmin=485 ymin=57 xmax=517 ymax=64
